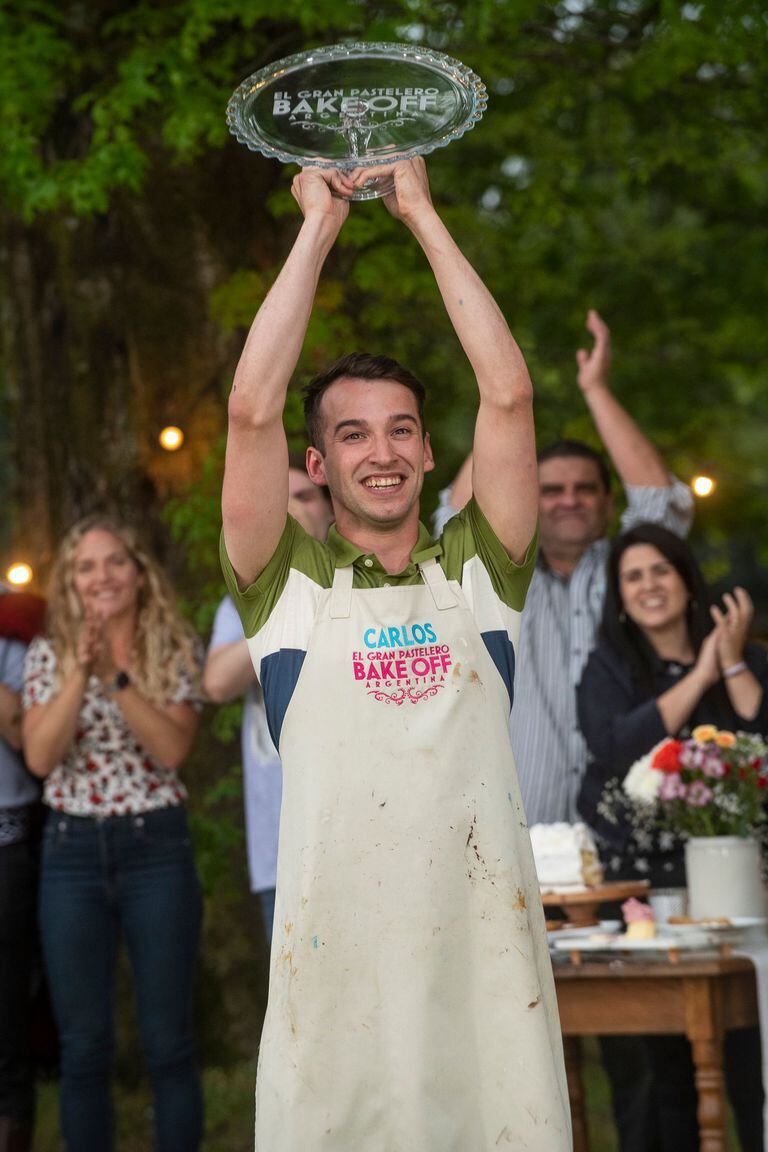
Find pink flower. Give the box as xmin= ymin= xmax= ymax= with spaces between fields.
xmin=659 ymin=773 xmax=687 ymax=801
xmin=700 ymin=754 xmax=726 ymax=779
xmin=685 ymin=780 xmax=713 ymax=807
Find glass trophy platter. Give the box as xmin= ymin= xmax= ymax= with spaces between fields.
xmin=226 ymin=42 xmax=487 ymax=199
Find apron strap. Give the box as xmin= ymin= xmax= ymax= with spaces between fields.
xmin=418 ymin=557 xmax=458 ymax=611
xmin=329 ymin=564 xmax=354 ymax=619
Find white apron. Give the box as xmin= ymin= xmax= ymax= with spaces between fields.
xmin=255 ymin=559 xmax=571 ymax=1151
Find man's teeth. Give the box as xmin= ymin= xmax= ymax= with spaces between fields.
xmin=364 ymin=477 xmax=401 ymax=489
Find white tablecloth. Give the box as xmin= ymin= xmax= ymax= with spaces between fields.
xmin=733 ymin=935 xmax=768 ymax=1148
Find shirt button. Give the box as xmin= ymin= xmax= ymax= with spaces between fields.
xmin=364 ymin=558 xmax=374 ymax=568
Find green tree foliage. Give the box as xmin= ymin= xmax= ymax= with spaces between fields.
xmin=1 ymin=1 xmax=766 ymax=570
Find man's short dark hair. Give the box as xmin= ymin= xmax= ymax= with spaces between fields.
xmin=302 ymin=352 xmax=427 ymax=452
xmin=537 ymin=439 xmax=612 ymax=492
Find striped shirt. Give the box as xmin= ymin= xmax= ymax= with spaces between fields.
xmin=433 ymin=479 xmax=694 ymax=824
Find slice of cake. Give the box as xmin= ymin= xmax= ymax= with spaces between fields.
xmin=529 ymin=822 xmax=604 ymax=890
xmin=622 ymin=897 xmax=656 ymax=941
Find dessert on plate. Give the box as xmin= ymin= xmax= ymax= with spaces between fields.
xmin=622 ymin=897 xmax=656 ymax=941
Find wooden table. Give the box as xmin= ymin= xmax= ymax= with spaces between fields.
xmin=554 ymin=954 xmax=759 ymax=1152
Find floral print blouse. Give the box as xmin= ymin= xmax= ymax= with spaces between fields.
xmin=23 ymin=636 xmax=199 ymax=817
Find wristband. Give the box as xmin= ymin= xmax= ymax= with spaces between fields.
xmin=105 ymin=670 xmax=132 ymax=694
xmin=723 ymin=661 xmax=748 ymax=680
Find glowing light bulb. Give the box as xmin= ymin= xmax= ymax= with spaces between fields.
xmin=159 ymin=426 xmax=184 ymax=452
xmin=691 ymin=475 xmax=715 ymax=498
xmin=6 ymin=563 xmax=33 ymax=586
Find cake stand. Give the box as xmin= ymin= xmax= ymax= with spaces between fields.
xmin=541 ymin=880 xmax=651 ymax=928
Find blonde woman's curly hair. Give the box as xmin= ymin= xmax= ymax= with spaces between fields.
xmin=47 ymin=515 xmax=201 ymax=705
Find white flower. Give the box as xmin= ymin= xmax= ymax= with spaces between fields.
xmin=623 ymin=745 xmax=666 ymax=805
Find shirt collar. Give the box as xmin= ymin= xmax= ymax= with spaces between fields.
xmin=537 ymin=536 xmax=607 ymax=577
xmin=327 ymin=521 xmax=441 ymax=574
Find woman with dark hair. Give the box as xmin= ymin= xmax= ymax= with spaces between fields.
xmin=577 ymin=521 xmax=768 ymax=1151
xmin=21 ymin=516 xmax=204 ymax=1152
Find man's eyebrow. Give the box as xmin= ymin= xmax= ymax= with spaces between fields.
xmin=333 ymin=418 xmax=368 ymax=435
xmin=539 ymin=483 xmax=565 ymax=494
xmin=332 ymin=414 xmax=419 ymax=435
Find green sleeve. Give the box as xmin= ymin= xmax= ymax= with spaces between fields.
xmin=438 ymin=498 xmax=538 ymax=611
xmin=219 ymin=519 xmax=332 ymax=639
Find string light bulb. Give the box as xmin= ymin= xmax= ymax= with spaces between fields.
xmin=6 ymin=563 xmax=33 ymax=587
xmin=691 ymin=475 xmax=716 ymax=498
xmin=159 ymin=426 xmax=184 ymax=452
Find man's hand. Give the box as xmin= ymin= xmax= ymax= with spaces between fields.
xmin=291 ymin=167 xmax=351 ymax=233
xmin=576 ymin=309 xmax=612 ymax=394
xmin=350 ymin=157 xmax=434 ymax=228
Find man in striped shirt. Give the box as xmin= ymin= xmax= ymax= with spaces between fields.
xmin=434 ymin=310 xmax=693 ymax=821
xmin=433 ymin=309 xmax=693 ymax=1152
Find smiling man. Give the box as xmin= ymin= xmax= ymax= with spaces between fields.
xmin=220 ymin=158 xmax=571 ymax=1151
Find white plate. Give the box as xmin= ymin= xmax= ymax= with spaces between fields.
xmin=666 ymin=916 xmax=767 ymax=936
xmin=552 ymin=934 xmax=708 ymax=953
xmin=547 ymin=920 xmax=621 ymax=942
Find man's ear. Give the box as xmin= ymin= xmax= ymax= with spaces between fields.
xmin=423 ymin=432 xmax=435 ymax=474
xmin=306 ymin=446 xmax=327 ymax=486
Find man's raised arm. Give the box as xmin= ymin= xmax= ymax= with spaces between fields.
xmin=223 ymin=170 xmax=350 ymax=588
xmin=576 ymin=309 xmax=669 ymax=487
xmin=361 ymin=159 xmax=537 ymax=564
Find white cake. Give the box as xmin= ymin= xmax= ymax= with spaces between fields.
xmin=529 ymin=822 xmax=604 ymax=891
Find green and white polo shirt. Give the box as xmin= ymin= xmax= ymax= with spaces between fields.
xmin=221 ymin=498 xmax=536 ymax=752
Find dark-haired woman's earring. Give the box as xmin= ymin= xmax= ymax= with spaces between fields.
xmin=689 ymin=599 xmax=698 ymax=610
xmin=619 ymin=610 xmax=627 ymax=624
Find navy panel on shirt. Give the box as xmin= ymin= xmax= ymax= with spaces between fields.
xmin=260 ymin=649 xmax=307 ymax=751
xmin=480 ymin=629 xmax=515 ymax=711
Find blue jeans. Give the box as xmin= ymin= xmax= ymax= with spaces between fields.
xmin=39 ymin=806 xmax=203 ymax=1152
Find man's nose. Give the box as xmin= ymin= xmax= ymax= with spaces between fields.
xmin=368 ymin=435 xmax=397 ymax=464
xmin=559 ymin=487 xmax=580 ymax=505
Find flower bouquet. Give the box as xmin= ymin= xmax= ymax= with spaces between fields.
xmin=600 ymin=726 xmax=768 ymax=916
xmin=622 ymin=725 xmax=768 ymax=841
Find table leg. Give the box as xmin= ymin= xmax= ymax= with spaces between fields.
xmin=562 ymin=1035 xmax=590 ymax=1152
xmin=683 ymin=976 xmax=730 ymax=1152
xmin=689 ymin=1035 xmax=729 ymax=1152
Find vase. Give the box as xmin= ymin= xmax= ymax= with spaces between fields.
xmin=684 ymin=836 xmax=766 ymax=919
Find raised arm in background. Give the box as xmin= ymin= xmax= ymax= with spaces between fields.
xmin=576 ymin=309 xmax=669 ymax=488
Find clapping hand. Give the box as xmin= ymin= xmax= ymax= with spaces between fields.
xmin=76 ymin=612 xmax=105 ymax=674
xmin=710 ymin=586 xmax=754 ymax=671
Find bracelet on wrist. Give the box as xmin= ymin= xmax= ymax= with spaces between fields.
xmin=723 ymin=661 xmax=748 ymax=680
xmin=105 ymin=670 xmax=132 ymax=694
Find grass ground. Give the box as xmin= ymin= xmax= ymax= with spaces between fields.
xmin=33 ymin=1038 xmax=620 ymax=1151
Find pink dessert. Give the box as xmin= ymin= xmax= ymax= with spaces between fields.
xmin=621 ymin=898 xmax=656 ymax=940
